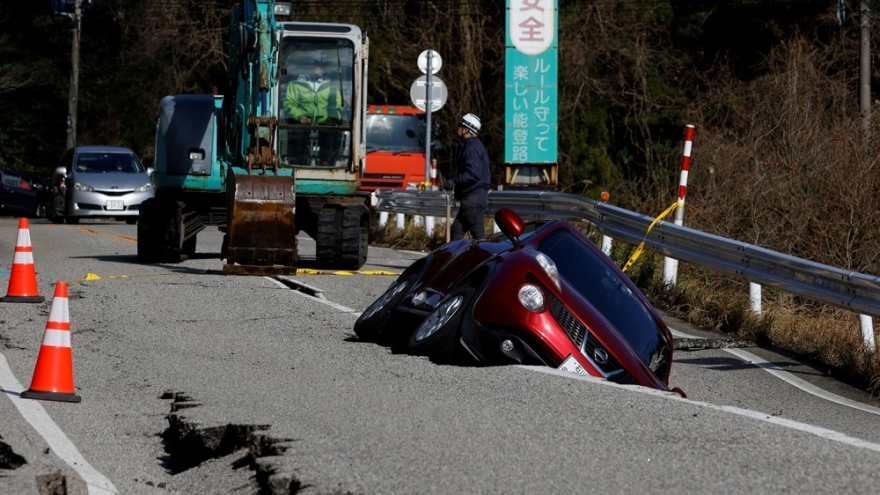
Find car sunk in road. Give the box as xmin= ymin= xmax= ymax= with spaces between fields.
xmin=355 ymin=207 xmax=685 ymax=396
xmin=50 ymin=146 xmax=154 ymax=224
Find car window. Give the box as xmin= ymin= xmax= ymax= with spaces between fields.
xmin=75 ymin=153 xmax=145 ymax=173
xmin=537 ymin=229 xmax=661 ymax=360
xmin=1 ymin=172 xmax=31 ymax=190
xmin=2 ymin=173 xmax=18 ymax=187
xmin=366 ymin=114 xmax=422 ymax=152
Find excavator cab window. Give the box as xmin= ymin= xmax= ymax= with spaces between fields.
xmin=278 ymin=38 xmax=355 ymax=168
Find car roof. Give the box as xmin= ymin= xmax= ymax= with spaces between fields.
xmin=74 ymin=146 xmax=135 ymax=153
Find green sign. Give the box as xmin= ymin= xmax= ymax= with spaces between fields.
xmin=505 ymin=0 xmax=558 ymax=164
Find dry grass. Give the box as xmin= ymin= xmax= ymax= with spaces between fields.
xmin=631 ymin=254 xmax=880 ymax=395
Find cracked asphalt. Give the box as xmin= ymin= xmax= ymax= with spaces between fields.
xmin=2 ymin=217 xmax=880 ymax=494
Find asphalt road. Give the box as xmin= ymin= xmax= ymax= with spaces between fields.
xmin=1 ymin=216 xmax=880 ymax=495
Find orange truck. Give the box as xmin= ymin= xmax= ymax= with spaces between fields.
xmin=361 ymin=105 xmax=435 ymax=192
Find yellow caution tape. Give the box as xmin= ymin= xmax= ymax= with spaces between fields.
xmin=621 ymin=202 xmax=679 ymax=273
xmin=70 ymin=268 xmax=400 ymax=285
xmin=296 ymin=269 xmax=400 ymax=276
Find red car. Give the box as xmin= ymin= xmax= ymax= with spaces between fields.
xmin=355 ymin=208 xmax=685 ymax=396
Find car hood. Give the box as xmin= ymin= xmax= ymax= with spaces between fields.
xmin=71 ymin=172 xmax=151 ymax=190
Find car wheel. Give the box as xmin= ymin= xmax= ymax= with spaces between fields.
xmin=408 ymin=286 xmax=476 ymax=362
xmin=354 ymin=274 xmax=415 ymax=344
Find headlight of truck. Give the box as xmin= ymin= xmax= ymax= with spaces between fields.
xmin=73 ymin=181 xmax=93 ymax=192
xmin=135 ymin=182 xmax=153 ymax=192
xmin=535 ymin=252 xmax=560 ymax=291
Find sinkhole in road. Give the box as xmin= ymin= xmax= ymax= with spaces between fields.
xmin=159 ymin=391 xmax=302 ymax=493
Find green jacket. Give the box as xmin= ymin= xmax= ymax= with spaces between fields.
xmin=283 ymin=78 xmax=343 ymax=124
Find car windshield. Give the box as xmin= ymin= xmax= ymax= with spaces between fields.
xmin=75 ymin=153 xmax=145 ymax=173
xmin=366 ymin=114 xmax=423 ymax=153
xmin=537 ymin=229 xmax=662 ymax=362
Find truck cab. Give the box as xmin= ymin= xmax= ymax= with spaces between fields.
xmin=361 ymin=105 xmax=434 ymax=192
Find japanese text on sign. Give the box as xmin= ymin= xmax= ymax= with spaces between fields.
xmin=505 ymin=0 xmax=557 ymax=164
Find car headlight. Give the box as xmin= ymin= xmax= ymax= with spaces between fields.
xmin=518 ymin=284 xmax=545 ymax=312
xmin=73 ymin=181 xmax=93 ymax=192
xmin=535 ymin=252 xmax=560 ymax=291
xmin=135 ymin=182 xmax=153 ymax=192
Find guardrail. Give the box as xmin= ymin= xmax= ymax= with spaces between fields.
xmin=375 ymin=189 xmax=880 ymax=351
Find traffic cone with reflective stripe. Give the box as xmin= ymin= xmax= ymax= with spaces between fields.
xmin=20 ymin=281 xmax=81 ymax=403
xmin=1 ymin=218 xmax=45 ymax=303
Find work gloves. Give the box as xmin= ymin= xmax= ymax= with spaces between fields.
xmin=443 ymin=180 xmax=455 ymax=191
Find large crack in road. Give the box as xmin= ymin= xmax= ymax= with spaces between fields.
xmin=159 ymin=391 xmax=302 ymax=494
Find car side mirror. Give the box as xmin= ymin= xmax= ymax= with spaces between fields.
xmin=146 ymin=167 xmax=155 ymax=176
xmin=54 ymin=166 xmax=67 ymax=177
xmin=494 ymin=207 xmax=525 ymax=246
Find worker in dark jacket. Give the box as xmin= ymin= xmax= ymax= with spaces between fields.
xmin=444 ymin=113 xmax=491 ymax=240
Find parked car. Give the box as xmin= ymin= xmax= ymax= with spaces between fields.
xmin=354 ymin=208 xmax=685 ymax=396
xmin=49 ymin=146 xmax=154 ymax=224
xmin=0 ymin=169 xmax=40 ymax=218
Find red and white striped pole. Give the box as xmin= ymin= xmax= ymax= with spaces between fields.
xmin=663 ymin=125 xmax=694 ymax=287
xmin=673 ymin=125 xmax=694 ymax=226
xmin=424 ymin=159 xmax=440 ymax=235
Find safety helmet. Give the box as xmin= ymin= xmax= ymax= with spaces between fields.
xmin=306 ymin=51 xmax=327 ymax=66
xmin=459 ymin=113 xmax=481 ymax=136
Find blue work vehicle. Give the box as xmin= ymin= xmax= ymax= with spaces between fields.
xmin=137 ymin=1 xmax=369 ymax=274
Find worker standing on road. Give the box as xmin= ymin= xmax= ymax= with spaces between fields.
xmin=443 ymin=113 xmax=490 ymax=240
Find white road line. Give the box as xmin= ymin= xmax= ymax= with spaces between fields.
xmin=525 ymin=365 xmax=880 ymax=453
xmin=0 ymin=354 xmax=119 ymax=495
xmin=310 ymin=278 xmax=880 ymax=449
xmin=671 ymin=327 xmax=880 ymax=416
xmin=267 ymin=276 xmax=362 ymax=315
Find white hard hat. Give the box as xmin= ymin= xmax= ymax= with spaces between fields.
xmin=306 ymin=51 xmax=326 ymax=66
xmin=459 ymin=113 xmax=481 ymax=136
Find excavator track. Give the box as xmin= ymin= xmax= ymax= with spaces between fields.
xmin=315 ymin=204 xmax=368 ymax=269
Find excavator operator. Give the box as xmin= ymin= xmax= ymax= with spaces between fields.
xmin=283 ymin=51 xmax=344 ymax=166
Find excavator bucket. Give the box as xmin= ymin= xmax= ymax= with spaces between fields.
xmin=223 ymin=173 xmax=298 ymax=275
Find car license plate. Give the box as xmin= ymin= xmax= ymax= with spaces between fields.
xmin=558 ymin=354 xmax=589 ymax=376
xmin=106 ymin=200 xmax=124 ymax=211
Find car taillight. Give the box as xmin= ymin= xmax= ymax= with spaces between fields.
xmin=518 ymin=284 xmax=545 ymax=313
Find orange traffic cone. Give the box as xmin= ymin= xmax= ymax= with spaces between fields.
xmin=1 ymin=218 xmax=45 ymax=303
xmin=20 ymin=281 xmax=81 ymax=403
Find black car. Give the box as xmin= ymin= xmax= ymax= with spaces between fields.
xmin=0 ymin=170 xmax=41 ymax=218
